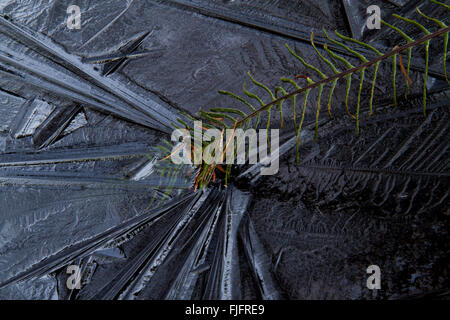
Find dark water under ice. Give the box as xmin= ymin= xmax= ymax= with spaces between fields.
xmin=0 ymin=0 xmax=448 ymax=300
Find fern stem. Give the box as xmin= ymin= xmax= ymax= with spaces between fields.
xmin=344 ymin=75 xmax=356 ymax=119
xmin=380 ymin=19 xmax=414 ymax=42
xmin=380 ymin=20 xmax=414 ymax=96
xmin=327 ymin=79 xmax=338 ymax=117
xmin=394 ymin=11 xmax=432 ymax=115
xmin=179 ymin=110 xmax=198 ymax=122
xmin=369 ymin=62 xmax=380 ymax=115
xmin=247 ymin=73 xmax=274 ymax=148
xmin=218 ymin=90 xmax=256 ymax=112
xmin=218 ymin=90 xmax=256 ymax=125
xmin=322 ymin=42 xmax=356 ymax=119
xmin=248 ymin=72 xmax=275 ymax=99
xmin=416 ymin=7 xmax=449 ymax=84
xmin=266 ymin=107 xmax=272 ymax=150
xmin=281 ymin=77 xmax=303 ymax=130
xmin=292 ymin=95 xmax=297 ymax=129
xmin=334 ymin=30 xmax=383 ymax=56
xmin=444 ymin=32 xmax=449 ymax=84
xmin=333 ymin=29 xmax=383 ymax=117
xmin=243 ymin=83 xmax=262 ymax=127
xmin=356 ymin=68 xmax=365 ymax=136
xmin=199 ymin=110 xmax=229 ymax=128
xmin=225 ymin=164 xmax=232 ymax=186
xmin=314 ymin=85 xmax=324 ymax=141
xmin=285 ymin=44 xmax=327 ymax=79
xmin=429 ymin=0 xmax=450 ymax=10
xmin=310 ymin=33 xmax=339 ymax=118
xmin=423 ymin=40 xmax=430 ymax=115
xmin=406 ymin=48 xmax=412 ymax=96
xmin=323 ymin=43 xmax=354 ymax=69
xmin=237 ymin=26 xmax=450 ymax=127
xmin=203 ymin=111 xmax=236 ymax=123
xmin=310 ymin=33 xmax=339 ymax=73
xmin=393 ymin=14 xmax=431 ymax=35
xmin=322 ymin=29 xmax=368 ymax=63
xmin=296 ymin=89 xmax=310 ymax=164
xmin=275 ymin=86 xmax=287 ymax=128
xmin=209 ymin=107 xmax=247 ymax=119
xmin=176 ymin=118 xmax=192 ymax=130
xmin=243 ymin=83 xmax=264 ymax=105
xmin=392 ymin=54 xmax=398 ymax=107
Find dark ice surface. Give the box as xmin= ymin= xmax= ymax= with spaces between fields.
xmin=0 ymin=0 xmax=448 ymax=299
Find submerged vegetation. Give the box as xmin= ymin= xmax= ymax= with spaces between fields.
xmin=161 ymin=0 xmax=449 ymax=190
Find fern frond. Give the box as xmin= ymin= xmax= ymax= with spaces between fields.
xmin=392 ymin=53 xmax=398 ymax=107
xmin=285 ymin=44 xmax=328 ymax=139
xmin=242 ymin=83 xmax=263 ymax=127
xmin=429 ymin=0 xmax=450 ymax=10
xmin=281 ymin=77 xmax=301 ymax=128
xmin=275 ymin=86 xmax=287 ymax=128
xmin=416 ymin=7 xmax=449 ymax=84
xmin=369 ymin=62 xmax=380 ymax=115
xmin=176 ymin=118 xmax=192 ymax=130
xmin=393 ymin=14 xmax=432 ymax=35
xmin=285 ymin=44 xmax=327 ymax=79
xmin=356 ymin=68 xmax=365 ymax=135
xmin=218 ymin=90 xmax=256 ymax=112
xmin=159 ymin=1 xmax=450 ymax=191
xmin=296 ymin=86 xmax=312 ymax=164
xmin=323 ymin=32 xmax=369 ymax=63
xmin=202 ymin=110 xmax=236 ymax=123
xmin=218 ymin=90 xmax=256 ymax=127
xmin=198 ymin=110 xmax=229 ymax=128
xmin=248 ymin=72 xmax=274 ymax=146
xmin=209 ymin=107 xmax=247 ymax=119
xmin=335 ymin=30 xmax=384 ymax=56
xmin=327 ymin=29 xmax=388 ymax=115
xmin=310 ymin=33 xmax=339 ymax=117
xmin=314 ymin=85 xmax=324 ymax=141
xmin=238 ymin=23 xmax=449 ymax=128
xmin=393 ymin=13 xmax=432 ymax=114
xmin=248 ymin=72 xmax=276 ymax=99
xmin=322 ymin=41 xmax=356 ymax=119
xmin=334 ymin=30 xmax=383 ymax=113
xmin=381 ymin=19 xmax=414 ymax=97
xmin=179 ymin=110 xmax=198 ymax=122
